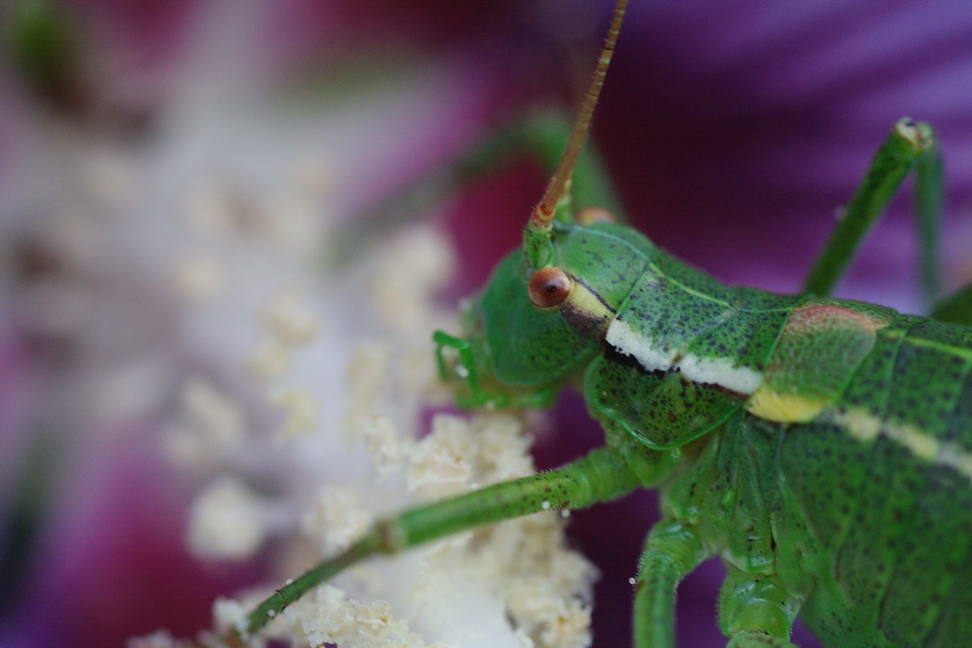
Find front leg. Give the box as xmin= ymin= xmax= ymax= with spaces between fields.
xmin=433 ymin=330 xmax=557 ymax=409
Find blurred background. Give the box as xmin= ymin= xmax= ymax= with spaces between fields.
xmin=1 ymin=1 xmax=971 ymax=646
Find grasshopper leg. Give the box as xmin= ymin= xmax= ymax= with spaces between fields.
xmin=802 ymin=119 xmax=943 ymax=306
xmin=632 ymin=520 xmax=709 ymax=648
xmin=241 ymin=445 xmax=644 ymax=638
xmin=433 ymin=330 xmax=558 ymax=408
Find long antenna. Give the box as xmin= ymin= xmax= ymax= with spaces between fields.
xmin=526 ymin=0 xmax=627 ymax=244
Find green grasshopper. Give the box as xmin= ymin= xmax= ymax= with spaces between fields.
xmin=238 ymin=1 xmax=972 ymax=645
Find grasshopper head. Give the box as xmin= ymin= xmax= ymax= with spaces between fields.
xmin=435 ymin=220 xmax=650 ymax=409
xmin=434 ymin=0 xmax=633 ymax=408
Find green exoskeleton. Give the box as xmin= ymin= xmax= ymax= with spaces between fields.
xmin=237 ymin=1 xmax=972 ymax=646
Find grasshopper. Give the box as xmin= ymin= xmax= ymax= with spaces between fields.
xmin=236 ymin=1 xmax=972 ymax=646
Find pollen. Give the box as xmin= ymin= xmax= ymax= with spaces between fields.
xmin=406 ymin=415 xmax=476 ymax=499
xmin=171 ymin=252 xmax=222 ymax=301
xmin=164 ymin=378 xmax=246 ymax=469
xmin=302 ymin=586 xmax=430 ymax=648
xmin=358 ymin=415 xmax=406 ymax=478
xmin=302 ymin=486 xmax=372 ymax=554
xmin=187 ymin=477 xmax=266 ymax=560
xmin=371 ymin=226 xmax=455 ymax=333
xmin=272 ymin=387 xmax=320 ymax=437
xmin=260 ymin=289 xmax=321 ymax=346
xmin=342 ymin=341 xmax=390 ymax=441
xmin=246 ymin=337 xmax=290 ymax=379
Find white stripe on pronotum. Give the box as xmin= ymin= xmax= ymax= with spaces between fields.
xmin=605 ymin=319 xmax=763 ymax=394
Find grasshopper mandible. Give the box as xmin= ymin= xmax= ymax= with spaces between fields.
xmin=237 ymin=1 xmax=972 ymax=646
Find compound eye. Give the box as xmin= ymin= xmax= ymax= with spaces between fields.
xmin=528 ymin=267 xmax=573 ymax=309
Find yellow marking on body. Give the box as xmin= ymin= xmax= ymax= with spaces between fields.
xmin=566 ymin=280 xmax=613 ymax=320
xmin=832 ymin=407 xmax=972 ymax=484
xmin=745 ymin=386 xmax=824 ymax=423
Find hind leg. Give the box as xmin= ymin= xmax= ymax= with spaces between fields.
xmin=802 ymin=119 xmax=943 ymax=308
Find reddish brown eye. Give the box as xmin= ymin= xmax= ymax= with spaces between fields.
xmin=528 ymin=267 xmax=573 ymax=309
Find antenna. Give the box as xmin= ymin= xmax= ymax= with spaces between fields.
xmin=524 ymin=0 xmax=627 ymax=267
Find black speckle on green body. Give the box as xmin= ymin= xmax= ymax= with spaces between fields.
xmin=588 ymin=236 xmax=805 ymax=447
xmin=587 ymin=355 xmax=742 ymax=448
xmin=885 ymin=320 xmax=972 ymax=438
xmin=457 ymin=220 xmax=972 ymax=647
xmin=615 ymin=268 xmax=802 ymax=370
xmin=824 ymin=316 xmax=901 ymax=412
xmin=669 ymin=314 xmax=972 ymax=647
